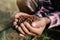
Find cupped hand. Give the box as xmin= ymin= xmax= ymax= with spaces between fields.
xmin=13 ymin=12 xmax=51 ymax=37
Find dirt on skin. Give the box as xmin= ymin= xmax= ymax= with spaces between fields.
xmin=13 ymin=15 xmax=41 ymax=40
xmin=19 ymin=15 xmax=40 ymax=24
xmin=13 ymin=15 xmax=40 ymax=28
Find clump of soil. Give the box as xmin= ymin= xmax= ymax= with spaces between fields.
xmin=17 ymin=15 xmax=40 ymax=26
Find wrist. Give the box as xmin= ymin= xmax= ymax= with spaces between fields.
xmin=40 ymin=17 xmax=51 ymax=25
xmin=44 ymin=17 xmax=51 ymax=24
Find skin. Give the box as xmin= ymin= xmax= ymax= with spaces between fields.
xmin=13 ymin=12 xmax=51 ymax=37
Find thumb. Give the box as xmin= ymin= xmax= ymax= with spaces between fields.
xmin=32 ymin=22 xmax=37 ymax=27
xmin=32 ymin=21 xmax=40 ymax=28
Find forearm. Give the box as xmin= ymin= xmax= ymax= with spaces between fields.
xmin=43 ymin=17 xmax=51 ymax=24
xmin=35 ymin=10 xmax=60 ymax=29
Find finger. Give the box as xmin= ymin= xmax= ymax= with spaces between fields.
xmin=21 ymin=23 xmax=36 ymax=36
xmin=13 ymin=20 xmax=18 ymax=28
xmin=19 ymin=34 xmax=25 ymax=37
xmin=17 ymin=27 xmax=25 ymax=35
xmin=24 ymin=22 xmax=36 ymax=31
xmin=15 ymin=12 xmax=30 ymax=19
xmin=24 ymin=22 xmax=43 ymax=35
xmin=14 ymin=25 xmax=19 ymax=29
xmin=15 ymin=14 xmax=19 ymax=19
xmin=14 ymin=19 xmax=18 ymax=22
xmin=16 ymin=12 xmax=30 ymax=16
xmin=13 ymin=21 xmax=17 ymax=26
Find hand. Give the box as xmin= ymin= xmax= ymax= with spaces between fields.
xmin=19 ymin=17 xmax=50 ymax=37
xmin=13 ymin=12 xmax=51 ymax=37
xmin=21 ymin=17 xmax=51 ymax=35
xmin=13 ymin=12 xmax=36 ymax=37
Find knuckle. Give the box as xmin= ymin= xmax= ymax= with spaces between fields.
xmin=20 ymin=23 xmax=23 ymax=26
xmin=15 ymin=19 xmax=18 ymax=22
xmin=13 ymin=22 xmax=17 ymax=26
xmin=15 ymin=25 xmax=19 ymax=28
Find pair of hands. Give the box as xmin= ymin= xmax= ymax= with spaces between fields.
xmin=13 ymin=12 xmax=51 ymax=37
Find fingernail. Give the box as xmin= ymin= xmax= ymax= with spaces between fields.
xmin=15 ymin=25 xmax=18 ymax=28
xmin=19 ymin=34 xmax=25 ymax=37
xmin=15 ymin=19 xmax=18 ymax=22
xmin=15 ymin=15 xmax=19 ymax=18
xmin=13 ymin=22 xmax=17 ymax=26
